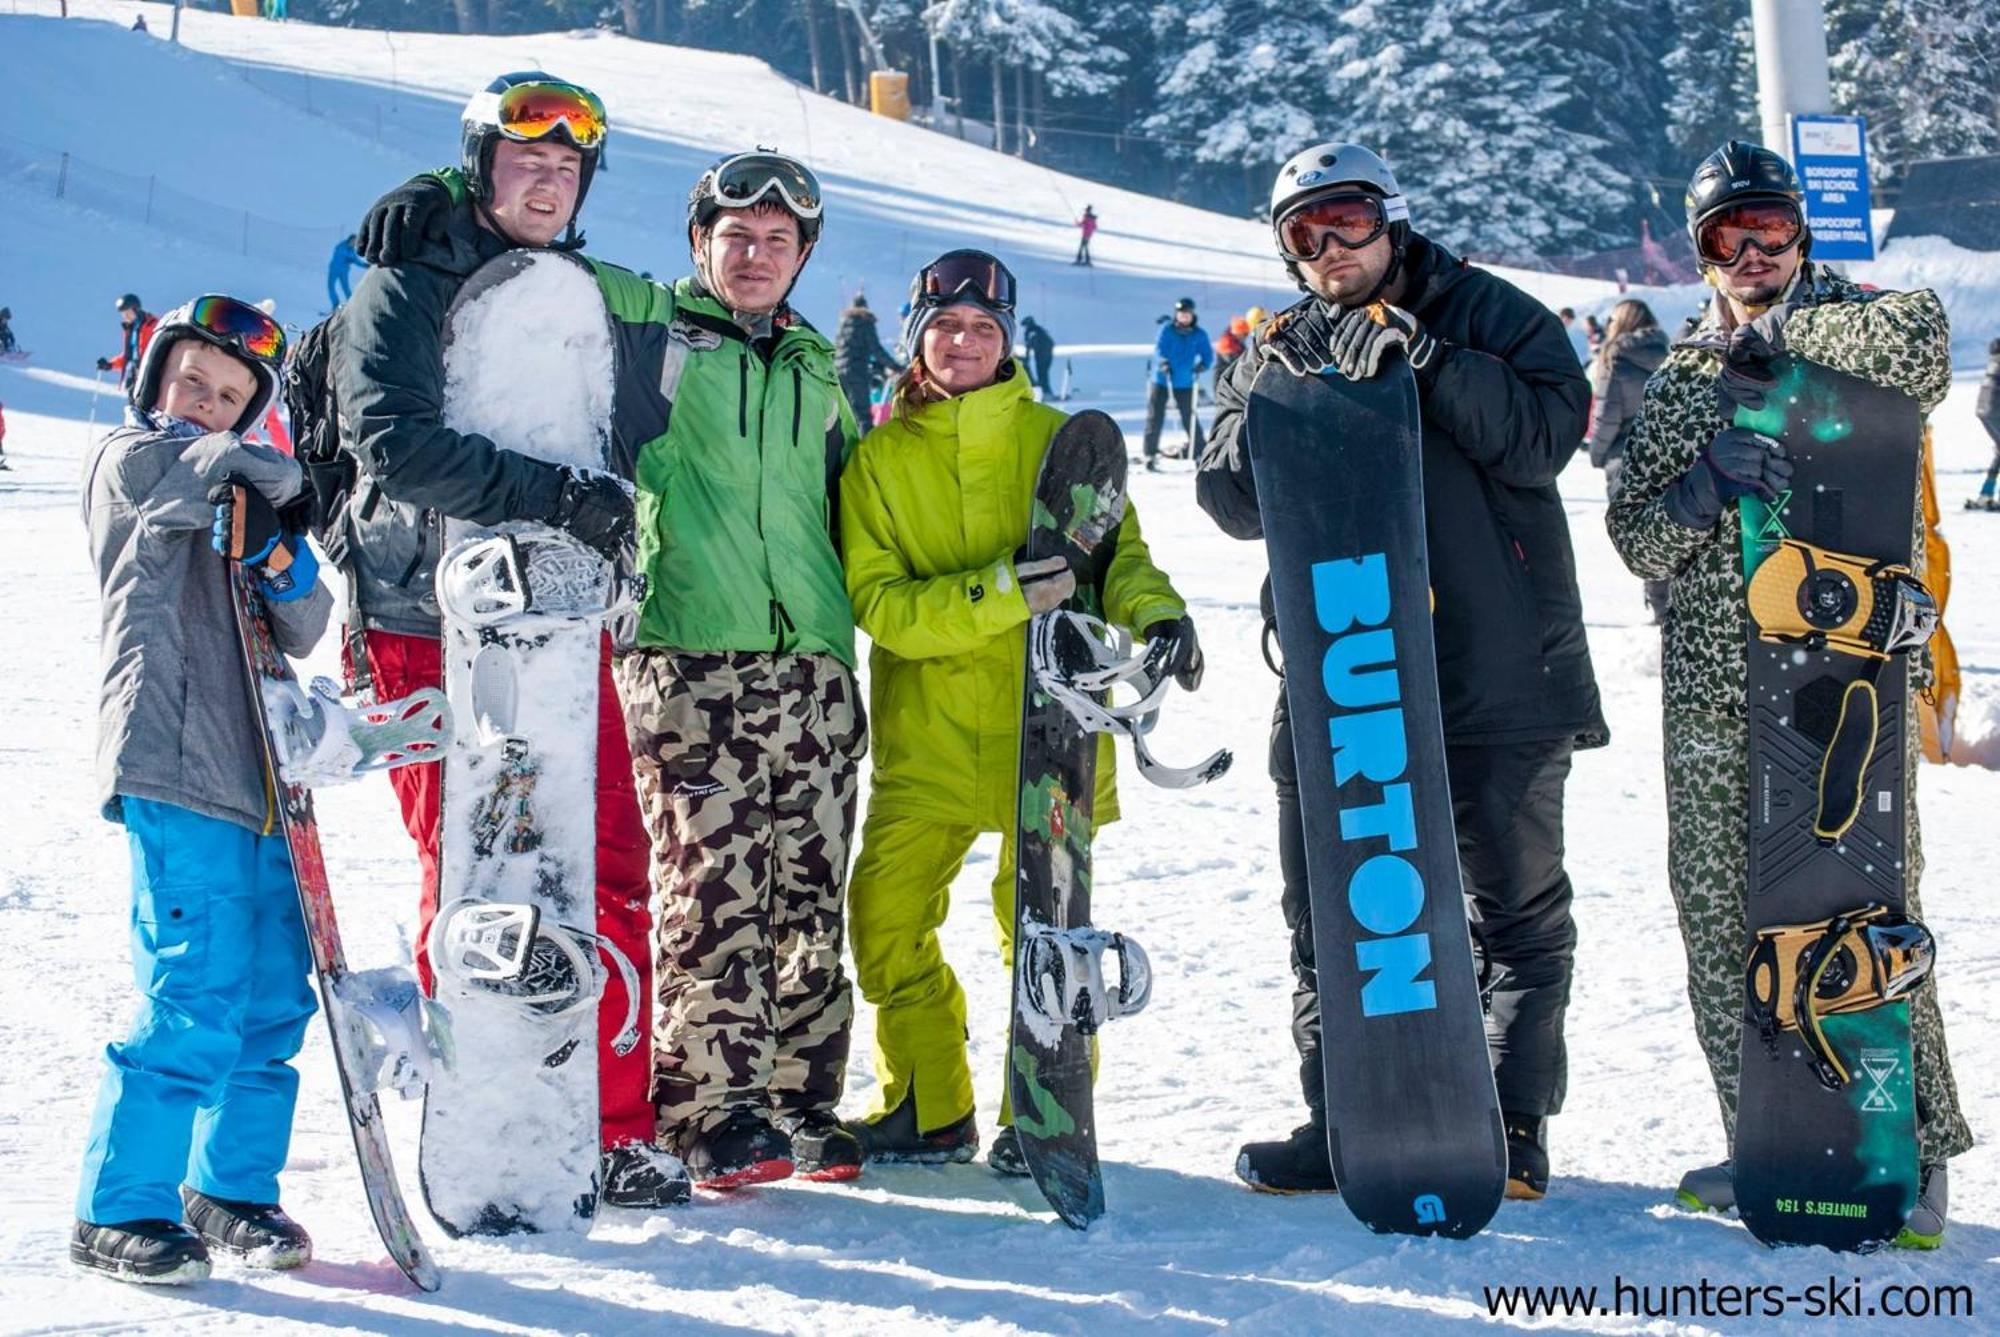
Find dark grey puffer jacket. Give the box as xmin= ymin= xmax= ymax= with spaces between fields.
xmin=83 ymin=421 xmax=331 ymax=831
xmin=1586 ymin=326 xmax=1669 ymax=468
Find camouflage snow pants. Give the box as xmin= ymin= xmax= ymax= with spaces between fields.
xmin=618 ymin=649 xmax=865 ymax=1149
xmin=1663 ymin=707 xmax=1972 ymax=1164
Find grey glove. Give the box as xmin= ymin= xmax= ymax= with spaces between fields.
xmin=1016 ymin=554 xmax=1078 ymax=614
xmin=1663 ymin=426 xmax=1794 ymax=530
xmin=1328 ymin=303 xmax=1441 ymax=382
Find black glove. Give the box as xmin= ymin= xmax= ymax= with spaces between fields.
xmin=211 ymin=476 xmax=319 ymax=601
xmin=1716 ymin=307 xmax=1792 ymax=413
xmin=1662 ymin=427 xmax=1794 ymax=530
xmin=355 ymin=176 xmax=454 ymax=267
xmin=548 ymin=466 xmax=635 ymax=561
xmin=1259 ymin=301 xmax=1345 ymax=377
xmin=95 ymin=357 xmax=112 ymax=371
xmin=1327 ymin=303 xmax=1441 ymax=383
xmin=1144 ymin=615 xmax=1204 ymax=691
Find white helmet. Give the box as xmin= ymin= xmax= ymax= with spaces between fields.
xmin=1269 ymin=142 xmax=1413 ymax=298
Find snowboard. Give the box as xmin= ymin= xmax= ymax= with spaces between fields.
xmin=1008 ymin=410 xmax=1131 ymax=1229
xmin=423 ymin=249 xmax=626 ymax=1237
xmin=1734 ymin=355 xmax=1929 ymax=1251
xmin=227 ymin=568 xmax=441 ymax=1291
xmin=1244 ymin=358 xmax=1507 ymax=1240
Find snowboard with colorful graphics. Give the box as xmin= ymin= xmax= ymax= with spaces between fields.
xmin=1244 ymin=358 xmax=1506 ymax=1240
xmin=227 ymin=568 xmax=441 ymax=1291
xmin=1733 ymin=355 xmax=1934 ymax=1251
xmin=424 ymin=249 xmax=639 ymax=1237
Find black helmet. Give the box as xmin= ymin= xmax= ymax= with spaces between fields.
xmin=460 ymin=71 xmax=607 ymax=215
xmin=1174 ymin=296 xmax=1196 ymax=313
xmin=116 ymin=293 xmax=142 ymax=314
xmin=1686 ymin=140 xmax=1809 ymax=258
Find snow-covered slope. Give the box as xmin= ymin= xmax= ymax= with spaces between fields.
xmin=4 ymin=6 xmax=1999 ymax=1334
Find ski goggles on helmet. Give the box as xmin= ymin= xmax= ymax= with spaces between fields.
xmin=1276 ymin=191 xmax=1408 ymax=262
xmin=912 ymin=249 xmax=1017 ymax=315
xmin=1694 ymin=198 xmax=1805 ymax=267
xmin=492 ymin=80 xmax=607 ymax=151
xmin=706 ymin=151 xmax=823 ymax=221
xmin=187 ymin=295 xmax=286 ymax=365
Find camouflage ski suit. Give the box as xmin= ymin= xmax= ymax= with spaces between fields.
xmin=1606 ymin=264 xmax=1971 ymax=1163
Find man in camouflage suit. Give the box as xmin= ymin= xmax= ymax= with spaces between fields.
xmin=1608 ymin=141 xmax=1970 ymax=1245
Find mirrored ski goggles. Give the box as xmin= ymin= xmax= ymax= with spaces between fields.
xmin=1695 ymin=198 xmax=1804 ymax=267
xmin=494 ymin=80 xmax=608 ymax=151
xmin=1276 ymin=191 xmax=1407 ymax=262
xmin=188 ymin=295 xmax=286 ymax=364
xmin=709 ymin=151 xmax=823 ymax=220
xmin=913 ymin=249 xmax=1017 ymax=314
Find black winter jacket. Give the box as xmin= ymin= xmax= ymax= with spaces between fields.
xmin=1586 ymin=326 xmax=1669 ymax=468
xmin=833 ymin=306 xmax=900 ymax=396
xmin=1196 ymin=235 xmax=1607 ymax=749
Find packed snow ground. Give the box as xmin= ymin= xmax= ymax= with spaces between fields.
xmin=4 ymin=7 xmax=1999 ymax=1334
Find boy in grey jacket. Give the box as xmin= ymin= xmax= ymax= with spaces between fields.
xmin=73 ymin=296 xmax=331 ymax=1286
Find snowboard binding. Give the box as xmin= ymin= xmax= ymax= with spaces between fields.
xmin=436 ymin=532 xmax=645 ymax=629
xmin=1019 ymin=924 xmax=1153 ymax=1036
xmin=1747 ymin=540 xmax=1938 ymax=661
xmin=1029 ymin=609 xmax=1233 ymax=788
xmin=332 ymin=967 xmax=454 ymax=1098
xmin=260 ymin=676 xmax=452 ymax=787
xmin=426 ymin=899 xmax=643 ymax=1055
xmin=1745 ymin=906 xmax=1935 ymax=1089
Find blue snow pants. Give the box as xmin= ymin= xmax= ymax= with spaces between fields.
xmin=75 ymin=798 xmax=317 ymax=1224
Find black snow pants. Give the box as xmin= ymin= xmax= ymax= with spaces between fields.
xmin=1142 ymin=382 xmax=1203 ymax=461
xmin=1270 ymin=686 xmax=1579 ymax=1126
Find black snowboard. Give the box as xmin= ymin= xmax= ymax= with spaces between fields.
xmin=1734 ymin=356 xmax=1925 ymax=1250
xmin=1008 ymin=410 xmax=1129 ymax=1229
xmin=1244 ymin=360 xmax=1506 ymax=1239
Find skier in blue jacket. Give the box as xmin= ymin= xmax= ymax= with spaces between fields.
xmin=1142 ymin=296 xmax=1213 ymax=470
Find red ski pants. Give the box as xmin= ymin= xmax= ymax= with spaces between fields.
xmin=362 ymin=628 xmax=656 ymax=1151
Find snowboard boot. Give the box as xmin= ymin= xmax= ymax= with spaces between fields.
xmin=70 ymin=1218 xmax=210 ymax=1285
xmin=1235 ymin=1123 xmax=1338 ymax=1194
xmin=1673 ymin=1159 xmax=1735 ymax=1214
xmin=987 ymin=1125 xmax=1032 ymax=1178
xmin=1894 ymin=1163 xmax=1947 ymax=1250
xmin=683 ymin=1108 xmax=795 ymax=1191
xmin=601 ymin=1140 xmax=693 ymax=1208
xmin=1503 ymin=1113 xmax=1548 ymax=1201
xmin=782 ymin=1110 xmax=864 ymax=1183
xmin=180 ymin=1189 xmax=311 ymax=1269
xmin=846 ymin=1093 xmax=979 ymax=1165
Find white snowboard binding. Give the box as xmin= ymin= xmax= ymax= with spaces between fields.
xmin=1030 ymin=610 xmax=1232 ymax=788
xmin=435 ymin=531 xmax=644 ymax=629
xmin=331 ymin=967 xmax=453 ymax=1098
xmin=426 ymin=899 xmax=642 ymax=1055
xmin=1019 ymin=924 xmax=1153 ymax=1036
xmin=260 ymin=676 xmax=452 ymax=787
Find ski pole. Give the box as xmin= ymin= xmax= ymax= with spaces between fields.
xmin=84 ymin=366 xmax=106 ymax=446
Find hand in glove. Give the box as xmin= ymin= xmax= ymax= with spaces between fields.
xmin=1328 ymin=303 xmax=1441 ymax=383
xmin=211 ymin=475 xmax=319 ymax=601
xmin=547 ymin=465 xmax=635 ymax=561
xmin=95 ymin=357 xmax=112 ymax=371
xmin=1662 ymin=426 xmax=1794 ymax=530
xmin=1015 ymin=554 xmax=1077 ymax=615
xmin=1259 ymin=301 xmax=1344 ymax=377
xmin=1715 ymin=306 xmax=1792 ymax=413
xmin=1144 ymin=615 xmax=1204 ymax=691
xmin=355 ymin=176 xmax=454 ymax=267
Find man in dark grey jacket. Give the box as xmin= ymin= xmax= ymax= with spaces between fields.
xmin=1196 ymin=143 xmax=1605 ymax=1200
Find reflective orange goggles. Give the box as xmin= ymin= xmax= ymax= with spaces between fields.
xmin=496 ymin=80 xmax=607 ymax=151
xmin=1695 ymin=198 xmax=1805 ymax=267
xmin=188 ymin=295 xmax=286 ymax=365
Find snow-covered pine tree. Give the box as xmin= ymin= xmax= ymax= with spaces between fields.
xmin=1660 ymin=0 xmax=1759 ymax=168
xmin=1826 ymin=0 xmax=2000 ymax=184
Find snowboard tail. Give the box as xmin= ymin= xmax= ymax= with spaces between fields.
xmin=1245 ymin=361 xmax=1506 ymax=1239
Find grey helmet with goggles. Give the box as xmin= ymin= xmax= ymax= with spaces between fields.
xmin=131 ymin=294 xmax=288 ymax=436
xmin=1269 ymin=142 xmax=1412 ymax=302
xmin=900 ymin=249 xmax=1017 ymax=356
xmin=460 ymin=72 xmax=608 ymax=219
xmin=686 ymin=149 xmax=825 ymax=246
xmin=1685 ymin=140 xmax=1811 ymax=268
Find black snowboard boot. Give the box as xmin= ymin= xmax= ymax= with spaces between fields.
xmin=846 ymin=1092 xmax=979 ymax=1165
xmin=601 ymin=1140 xmax=693 ymax=1208
xmin=987 ymin=1125 xmax=1031 ymax=1178
xmin=70 ymin=1218 xmax=210 ymax=1285
xmin=1235 ymin=1123 xmax=1337 ymax=1194
xmin=1503 ymin=1114 xmax=1548 ymax=1200
xmin=180 ymin=1189 xmax=311 ymax=1269
xmin=783 ymin=1110 xmax=864 ymax=1183
xmin=683 ymin=1108 xmax=795 ymax=1190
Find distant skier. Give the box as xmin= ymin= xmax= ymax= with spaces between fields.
xmin=834 ymin=292 xmax=901 ymax=432
xmin=1074 ymin=205 xmax=1097 ymax=266
xmin=1585 ymin=298 xmax=1669 ymax=623
xmin=1212 ymin=314 xmax=1250 ymax=392
xmin=326 ymin=235 xmax=365 ymax=310
xmin=1020 ymin=314 xmax=1056 ymax=397
xmin=1197 ymin=142 xmax=1604 ymax=1200
xmin=838 ymin=249 xmax=1195 ymax=1171
xmin=1142 ymin=297 xmax=1211 ymax=470
xmin=74 ymin=294 xmax=327 ymax=1286
xmin=0 ymin=305 xmax=16 ymax=354
xmin=96 ymin=294 xmax=157 ymax=392
xmin=1969 ymin=336 xmax=2000 ymax=511
xmin=1607 ymin=141 xmax=1969 ymax=1244
xmin=0 ymin=397 xmax=8 ymax=469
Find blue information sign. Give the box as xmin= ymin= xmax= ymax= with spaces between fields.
xmin=1790 ymin=114 xmax=1875 ymax=262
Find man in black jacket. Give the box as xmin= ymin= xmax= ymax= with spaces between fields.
xmin=832 ymin=293 xmax=901 ymax=430
xmin=1196 ymin=143 xmax=1606 ymax=1199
